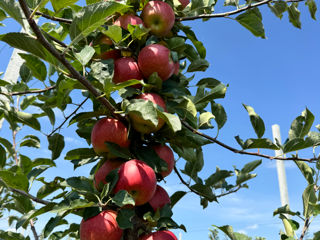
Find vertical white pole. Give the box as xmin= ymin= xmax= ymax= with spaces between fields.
xmin=272 ymin=124 xmax=290 ymax=208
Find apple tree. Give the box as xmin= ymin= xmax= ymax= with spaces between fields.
xmin=0 ymin=0 xmax=319 ymax=239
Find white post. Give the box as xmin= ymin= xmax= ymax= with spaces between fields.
xmin=272 ymin=124 xmax=290 ymax=208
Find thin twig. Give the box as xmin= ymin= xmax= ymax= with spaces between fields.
xmin=11 ymin=85 xmax=56 ymax=96
xmin=42 ymin=32 xmax=68 ymax=48
xmin=18 ymin=0 xmax=123 ymax=121
xmin=299 ymin=217 xmax=310 ymax=240
xmin=29 ymin=219 xmax=39 ymax=240
xmin=177 ymin=0 xmax=305 ymax=21
xmin=215 ymin=185 xmax=242 ymax=198
xmin=9 ymin=187 xmax=50 ymax=205
xmin=34 ymin=11 xmax=72 ymax=24
xmin=48 ymin=97 xmax=89 ymax=137
xmin=182 ymin=121 xmax=318 ymax=163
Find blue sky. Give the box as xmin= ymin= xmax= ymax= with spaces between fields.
xmin=0 ymin=1 xmax=320 ymax=239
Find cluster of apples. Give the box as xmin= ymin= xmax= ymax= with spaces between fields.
xmin=79 ymin=0 xmax=190 ymax=239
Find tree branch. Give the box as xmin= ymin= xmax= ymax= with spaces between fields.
xmin=34 ymin=11 xmax=72 ymax=24
xmin=29 ymin=219 xmax=39 ymax=240
xmin=18 ymin=0 xmax=123 ymax=122
xmin=10 ymin=187 xmax=51 ymax=205
xmin=182 ymin=121 xmax=318 ymax=163
xmin=48 ymin=97 xmax=89 ymax=137
xmin=299 ymin=217 xmax=310 ymax=240
xmin=11 ymin=85 xmax=56 ymax=96
xmin=177 ymin=0 xmax=305 ymax=21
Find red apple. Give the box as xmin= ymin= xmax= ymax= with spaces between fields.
xmin=129 ymin=93 xmax=167 ymax=134
xmin=80 ymin=210 xmax=123 ymax=240
xmin=99 ymin=35 xmax=113 ymax=45
xmin=178 ymin=0 xmax=190 ymax=9
xmin=141 ymin=1 xmax=175 ymax=37
xmin=152 ymin=144 xmax=174 ymax=177
xmin=114 ymin=159 xmax=157 ymax=206
xmin=138 ymin=44 xmax=175 ymax=81
xmin=113 ymin=57 xmax=143 ymax=88
xmin=114 ymin=14 xmax=143 ymax=30
xmin=94 ymin=159 xmax=123 ymax=190
xmin=140 ymin=230 xmax=178 ymax=240
xmin=100 ymin=49 xmax=121 ymax=61
xmin=149 ymin=185 xmax=171 ymax=212
xmin=91 ymin=118 xmax=130 ymax=156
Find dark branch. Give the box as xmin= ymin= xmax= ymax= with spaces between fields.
xmin=215 ymin=185 xmax=241 ymax=198
xmin=34 ymin=11 xmax=72 ymax=24
xmin=29 ymin=219 xmax=39 ymax=240
xmin=10 ymin=187 xmax=51 ymax=205
xmin=182 ymin=121 xmax=319 ymax=163
xmin=18 ymin=0 xmax=123 ymax=121
xmin=177 ymin=0 xmax=305 ymax=21
xmin=48 ymin=97 xmax=89 ymax=137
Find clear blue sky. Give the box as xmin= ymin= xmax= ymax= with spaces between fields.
xmin=0 ymin=1 xmax=319 ymax=239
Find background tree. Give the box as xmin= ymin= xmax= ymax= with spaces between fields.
xmin=0 ymin=0 xmax=319 ymax=239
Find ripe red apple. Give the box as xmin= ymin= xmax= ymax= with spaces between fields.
xmin=114 ymin=159 xmax=157 ymax=206
xmin=99 ymin=49 xmax=121 ymax=61
xmin=138 ymin=44 xmax=175 ymax=81
xmin=129 ymin=93 xmax=167 ymax=134
xmin=152 ymin=144 xmax=174 ymax=177
xmin=148 ymin=185 xmax=171 ymax=212
xmin=91 ymin=118 xmax=130 ymax=156
xmin=113 ymin=57 xmax=143 ymax=88
xmin=140 ymin=230 xmax=178 ymax=240
xmin=141 ymin=1 xmax=175 ymax=37
xmin=114 ymin=14 xmax=143 ymax=30
xmin=94 ymin=159 xmax=123 ymax=190
xmin=80 ymin=210 xmax=123 ymax=240
xmin=178 ymin=0 xmax=190 ymax=9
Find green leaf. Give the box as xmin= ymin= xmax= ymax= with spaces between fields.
xmin=306 ymin=0 xmax=317 ymax=20
xmin=190 ymin=183 xmax=216 ymax=202
xmin=289 ymin=108 xmax=314 ymax=140
xmin=205 ymin=168 xmax=233 ymax=187
xmin=43 ymin=216 xmax=67 ymax=238
xmin=19 ymin=53 xmax=47 ymax=81
xmin=273 ymin=204 xmax=300 ymax=216
xmin=211 ymin=102 xmax=227 ymax=129
xmin=199 ymin=112 xmax=214 ymax=129
xmin=235 ymin=171 xmax=257 ymax=185
xmin=37 ymin=183 xmax=60 ymax=199
xmin=65 ymin=176 xmax=95 ymax=194
xmin=90 ymin=60 xmax=114 ymax=93
xmin=106 ymin=142 xmax=132 ymax=159
xmin=283 ymin=138 xmax=309 ymax=153
xmin=268 ymin=1 xmax=287 ymax=19
xmin=224 ymin=0 xmax=238 ymax=7
xmin=243 ymin=138 xmax=279 ymax=150
xmin=288 ymin=3 xmax=301 ymax=28
xmin=243 ymin=104 xmax=265 ymax=138
xmin=48 ymin=133 xmax=65 ymax=160
xmin=170 ymin=191 xmax=187 ymax=208
xmin=0 ymin=230 xmax=26 ymax=240
xmin=20 ymin=96 xmax=37 ymax=110
xmin=51 ymin=199 xmax=94 ymax=213
xmin=65 ymin=148 xmax=96 ymax=160
xmin=213 ymin=225 xmax=236 ymax=240
xmin=0 ymin=33 xmax=59 ymax=67
xmin=294 ymin=161 xmax=314 ymax=184
xmin=116 ymin=208 xmax=135 ymax=229
xmin=241 ymin=160 xmax=262 ymax=173
xmin=187 ymin=58 xmax=209 ymax=72
xmin=194 ymin=83 xmax=227 ymax=106
xmin=20 ymin=135 xmax=40 ymax=148
xmin=0 ymin=145 xmax=6 ymax=168
xmin=16 ymin=111 xmax=41 ymax=130
xmin=0 ymin=0 xmax=25 ymax=28
xmin=302 ymin=184 xmax=317 ymax=218
xmin=314 ymin=231 xmax=320 ymax=239
xmin=127 ymin=24 xmax=149 ymax=40
xmin=127 ymin=100 xmax=159 ymax=127
xmin=0 ymin=137 xmax=13 ymax=155
xmin=104 ymin=25 xmax=122 ymax=43
xmin=180 ymin=25 xmax=206 ymax=59
xmin=51 ymin=0 xmax=79 ymax=12
xmin=236 ymin=8 xmax=266 ymax=38
xmin=157 ymin=111 xmax=182 ymax=133
xmin=75 ymin=45 xmax=95 ymax=66
xmin=69 ymin=1 xmax=128 ymax=46
xmin=86 ymin=0 xmax=100 ymax=4
xmin=0 ymin=170 xmax=29 ymax=192
xmin=112 ymin=190 xmax=135 ymax=207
